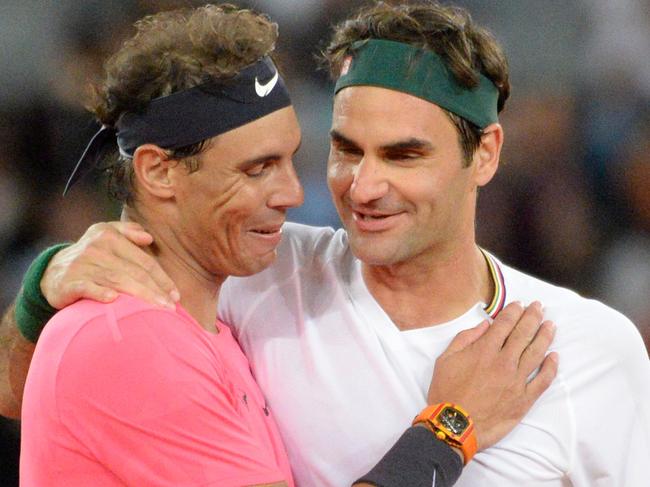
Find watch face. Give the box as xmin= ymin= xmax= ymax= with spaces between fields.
xmin=439 ymin=407 xmax=469 ymax=435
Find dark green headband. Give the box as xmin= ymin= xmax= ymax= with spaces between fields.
xmin=334 ymin=39 xmax=499 ymax=129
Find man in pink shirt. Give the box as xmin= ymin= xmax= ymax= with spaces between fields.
xmin=20 ymin=5 xmax=302 ymax=486
xmin=22 ymin=295 xmax=293 ymax=485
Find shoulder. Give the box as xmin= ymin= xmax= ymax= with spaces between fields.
xmin=499 ymin=259 xmax=631 ymax=325
xmin=38 ymin=294 xmax=199 ymax=371
xmin=39 ymin=296 xmax=221 ymax=414
xmin=497 ymin=259 xmax=646 ymax=364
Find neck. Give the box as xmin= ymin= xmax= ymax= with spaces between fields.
xmin=361 ymin=240 xmax=493 ymax=330
xmin=121 ymin=207 xmax=223 ymax=333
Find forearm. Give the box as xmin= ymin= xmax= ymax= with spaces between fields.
xmin=0 ymin=245 xmax=70 ymax=418
xmin=0 ymin=302 xmax=35 ymax=418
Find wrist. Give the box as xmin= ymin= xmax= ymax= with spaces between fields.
xmin=39 ymin=265 xmax=56 ymax=308
xmin=413 ymin=403 xmax=477 ymax=465
xmin=15 ymin=244 xmax=71 ymax=342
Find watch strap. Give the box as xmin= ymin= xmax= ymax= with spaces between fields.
xmin=413 ymin=403 xmax=478 ymax=465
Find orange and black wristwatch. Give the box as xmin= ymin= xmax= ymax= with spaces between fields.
xmin=413 ymin=403 xmax=478 ymax=465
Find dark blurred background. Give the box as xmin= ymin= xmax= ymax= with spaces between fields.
xmin=1 ymin=1 xmax=649 ymax=484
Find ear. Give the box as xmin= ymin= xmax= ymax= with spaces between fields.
xmin=472 ymin=123 xmax=503 ymax=187
xmin=132 ymin=144 xmax=175 ymax=199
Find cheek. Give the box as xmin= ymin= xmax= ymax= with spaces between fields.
xmin=200 ymin=174 xmax=248 ymax=214
xmin=214 ymin=191 xmax=258 ymax=227
xmin=181 ymin=184 xmax=254 ymax=246
xmin=327 ymin=156 xmax=353 ymax=198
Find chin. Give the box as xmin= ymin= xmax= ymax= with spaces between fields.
xmin=230 ymin=251 xmax=278 ymax=277
xmin=349 ymin=240 xmax=403 ymax=267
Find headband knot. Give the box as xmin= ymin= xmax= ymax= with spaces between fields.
xmin=63 ymin=125 xmax=117 ymax=195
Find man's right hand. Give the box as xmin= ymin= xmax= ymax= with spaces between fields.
xmin=427 ymin=301 xmax=558 ymax=452
xmin=42 ymin=222 xmax=179 ymax=310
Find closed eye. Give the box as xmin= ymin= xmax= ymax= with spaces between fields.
xmin=243 ymin=158 xmax=277 ymax=177
xmin=384 ymin=151 xmax=425 ymax=162
xmin=337 ymin=145 xmax=363 ymax=157
xmin=245 ymin=163 xmax=266 ymax=177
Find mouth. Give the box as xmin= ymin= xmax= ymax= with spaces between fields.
xmin=247 ymin=224 xmax=284 ymax=247
xmin=250 ymin=227 xmax=282 ymax=235
xmin=351 ymin=209 xmax=404 ymax=232
xmin=353 ymin=211 xmax=393 ymax=221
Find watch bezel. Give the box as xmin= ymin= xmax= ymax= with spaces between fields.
xmin=437 ymin=405 xmax=470 ymax=436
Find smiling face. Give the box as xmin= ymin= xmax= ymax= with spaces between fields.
xmin=170 ymin=106 xmax=303 ymax=277
xmin=328 ymin=86 xmax=499 ymax=267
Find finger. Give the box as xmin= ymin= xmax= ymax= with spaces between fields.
xmin=482 ymin=301 xmax=525 ymax=349
xmin=501 ymin=302 xmax=544 ymax=357
xmin=445 ymin=320 xmax=490 ymax=354
xmin=101 ymin=277 xmax=177 ymax=309
xmin=108 ymin=242 xmax=180 ymax=302
xmin=518 ymin=320 xmax=556 ymax=376
xmin=59 ymin=281 xmax=120 ymax=307
xmin=524 ymin=351 xmax=559 ymax=400
xmin=84 ymin=225 xmax=179 ymax=303
xmin=92 ymin=258 xmax=177 ymax=308
xmin=69 ymin=275 xmax=174 ymax=309
xmin=107 ymin=221 xmax=154 ymax=246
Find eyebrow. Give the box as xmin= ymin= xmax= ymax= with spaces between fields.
xmin=329 ymin=129 xmax=433 ymax=152
xmin=239 ymin=139 xmax=303 ymax=167
xmin=329 ymin=129 xmax=358 ymax=148
xmin=383 ymin=138 xmax=434 ymax=152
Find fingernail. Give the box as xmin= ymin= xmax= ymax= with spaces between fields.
xmin=170 ymin=290 xmax=181 ymax=302
xmin=156 ymin=296 xmax=175 ymax=309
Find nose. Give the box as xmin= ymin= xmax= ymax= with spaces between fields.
xmin=349 ymin=156 xmax=389 ymax=204
xmin=269 ymin=160 xmax=304 ymax=210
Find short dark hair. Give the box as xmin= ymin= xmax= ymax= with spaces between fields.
xmin=322 ymin=1 xmax=510 ymax=166
xmin=90 ymin=4 xmax=279 ymax=203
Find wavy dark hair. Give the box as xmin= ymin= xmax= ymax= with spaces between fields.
xmin=90 ymin=4 xmax=278 ymax=203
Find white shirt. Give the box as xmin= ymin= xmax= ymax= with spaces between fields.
xmin=219 ymin=223 xmax=650 ymax=486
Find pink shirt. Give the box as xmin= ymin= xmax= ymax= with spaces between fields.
xmin=21 ymin=294 xmax=294 ymax=486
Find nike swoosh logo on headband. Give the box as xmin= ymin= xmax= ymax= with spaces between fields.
xmin=255 ymin=70 xmax=279 ymax=97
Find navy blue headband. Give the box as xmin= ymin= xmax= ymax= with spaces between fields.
xmin=64 ymin=56 xmax=291 ymax=195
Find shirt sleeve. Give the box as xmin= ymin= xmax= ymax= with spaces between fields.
xmin=564 ymin=304 xmax=650 ymax=486
xmin=53 ymin=306 xmax=286 ymax=487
